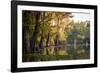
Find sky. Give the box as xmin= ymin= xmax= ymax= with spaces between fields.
xmin=72 ymin=13 xmax=90 ymax=22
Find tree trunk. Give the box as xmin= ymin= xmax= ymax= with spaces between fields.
xmin=74 ymin=39 xmax=77 ymax=49
xmin=25 ymin=32 xmax=31 ymax=53
xmin=31 ymin=12 xmax=41 ymax=53
xmin=54 ymin=17 xmax=60 ymax=54
xmin=39 ymin=33 xmax=44 ymax=53
xmin=54 ymin=35 xmax=59 ymax=54
xmin=46 ymin=33 xmax=50 ymax=47
xmin=86 ymin=41 xmax=88 ymax=48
